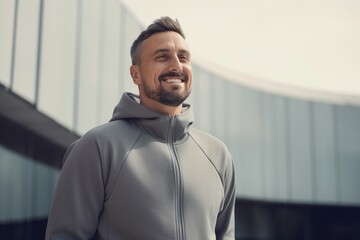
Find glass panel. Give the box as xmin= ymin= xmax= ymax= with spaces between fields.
xmin=229 ymin=84 xmax=263 ymax=198
xmin=0 ymin=0 xmax=14 ymax=86
xmin=227 ymin=83 xmax=243 ymax=197
xmin=0 ymin=145 xmax=59 ymax=222
xmin=336 ymin=105 xmax=360 ymax=204
xmin=288 ymin=99 xmax=313 ymax=202
xmin=77 ymin=0 xmax=104 ymax=134
xmin=239 ymin=87 xmax=263 ymax=198
xmin=263 ymin=94 xmax=277 ymax=199
xmin=274 ymin=97 xmax=290 ymax=200
xmin=313 ymin=102 xmax=337 ymax=203
xmin=11 ymin=0 xmax=40 ymax=102
xmin=38 ymin=0 xmax=77 ymax=129
xmin=97 ymin=0 xmax=122 ymax=124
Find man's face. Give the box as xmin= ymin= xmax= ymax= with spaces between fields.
xmin=131 ymin=31 xmax=192 ymax=108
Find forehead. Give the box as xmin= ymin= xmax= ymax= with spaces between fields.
xmin=140 ymin=31 xmax=190 ymax=56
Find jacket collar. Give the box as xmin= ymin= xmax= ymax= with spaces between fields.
xmin=110 ymin=92 xmax=194 ymax=142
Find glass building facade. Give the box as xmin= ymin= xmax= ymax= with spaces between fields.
xmin=1 ymin=0 xmax=360 ymax=239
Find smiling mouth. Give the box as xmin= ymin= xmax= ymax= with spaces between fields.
xmin=162 ymin=78 xmax=184 ymax=83
xmin=159 ymin=72 xmax=187 ymax=83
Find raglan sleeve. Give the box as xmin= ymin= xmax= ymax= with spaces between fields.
xmin=45 ymin=131 xmax=105 ymax=240
xmin=215 ymin=151 xmax=236 ymax=240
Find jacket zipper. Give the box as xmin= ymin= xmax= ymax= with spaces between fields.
xmin=168 ymin=116 xmax=185 ymax=240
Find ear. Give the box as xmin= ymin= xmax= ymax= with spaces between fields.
xmin=130 ymin=65 xmax=141 ymax=85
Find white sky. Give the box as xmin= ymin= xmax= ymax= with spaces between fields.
xmin=120 ymin=0 xmax=360 ymax=96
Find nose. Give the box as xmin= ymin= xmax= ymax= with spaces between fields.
xmin=169 ymin=56 xmax=183 ymax=72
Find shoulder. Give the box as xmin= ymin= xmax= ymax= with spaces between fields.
xmin=64 ymin=119 xmax=143 ymax=197
xmin=65 ymin=120 xmax=142 ymax=162
xmin=188 ymin=128 xmax=233 ymax=172
xmin=84 ymin=120 xmax=139 ymax=141
xmin=189 ymin=128 xmax=229 ymax=156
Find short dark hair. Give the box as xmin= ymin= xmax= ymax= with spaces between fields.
xmin=130 ymin=16 xmax=185 ymax=64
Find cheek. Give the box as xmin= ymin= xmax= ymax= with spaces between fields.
xmin=185 ymin=64 xmax=192 ymax=76
xmin=185 ymin=68 xmax=193 ymax=85
xmin=140 ymin=69 xmax=157 ymax=84
xmin=151 ymin=65 xmax=167 ymax=80
xmin=188 ymin=77 xmax=193 ymax=89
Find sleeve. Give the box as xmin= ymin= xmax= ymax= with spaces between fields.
xmin=215 ymin=154 xmax=236 ymax=240
xmin=45 ymin=132 xmax=105 ymax=240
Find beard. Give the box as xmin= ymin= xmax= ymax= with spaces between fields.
xmin=142 ymin=72 xmax=191 ymax=107
xmin=144 ymin=84 xmax=191 ymax=107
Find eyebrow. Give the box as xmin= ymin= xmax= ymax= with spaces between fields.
xmin=153 ymin=48 xmax=190 ymax=56
xmin=178 ymin=49 xmax=191 ymax=57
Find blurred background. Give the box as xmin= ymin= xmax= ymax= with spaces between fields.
xmin=1 ymin=0 xmax=360 ymax=239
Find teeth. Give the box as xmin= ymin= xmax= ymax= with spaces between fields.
xmin=164 ymin=78 xmax=182 ymax=83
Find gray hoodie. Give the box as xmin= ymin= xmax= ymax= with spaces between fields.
xmin=45 ymin=92 xmax=235 ymax=240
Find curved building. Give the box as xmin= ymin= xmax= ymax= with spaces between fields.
xmin=1 ymin=0 xmax=360 ymax=239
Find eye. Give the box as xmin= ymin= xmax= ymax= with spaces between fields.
xmin=179 ymin=55 xmax=189 ymax=62
xmin=155 ymin=54 xmax=168 ymax=61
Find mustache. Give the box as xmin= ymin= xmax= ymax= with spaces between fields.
xmin=158 ymin=71 xmax=188 ymax=81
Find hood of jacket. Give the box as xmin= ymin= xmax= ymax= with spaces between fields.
xmin=110 ymin=92 xmax=194 ymax=142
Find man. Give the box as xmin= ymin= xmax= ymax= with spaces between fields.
xmin=46 ymin=16 xmax=235 ymax=240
